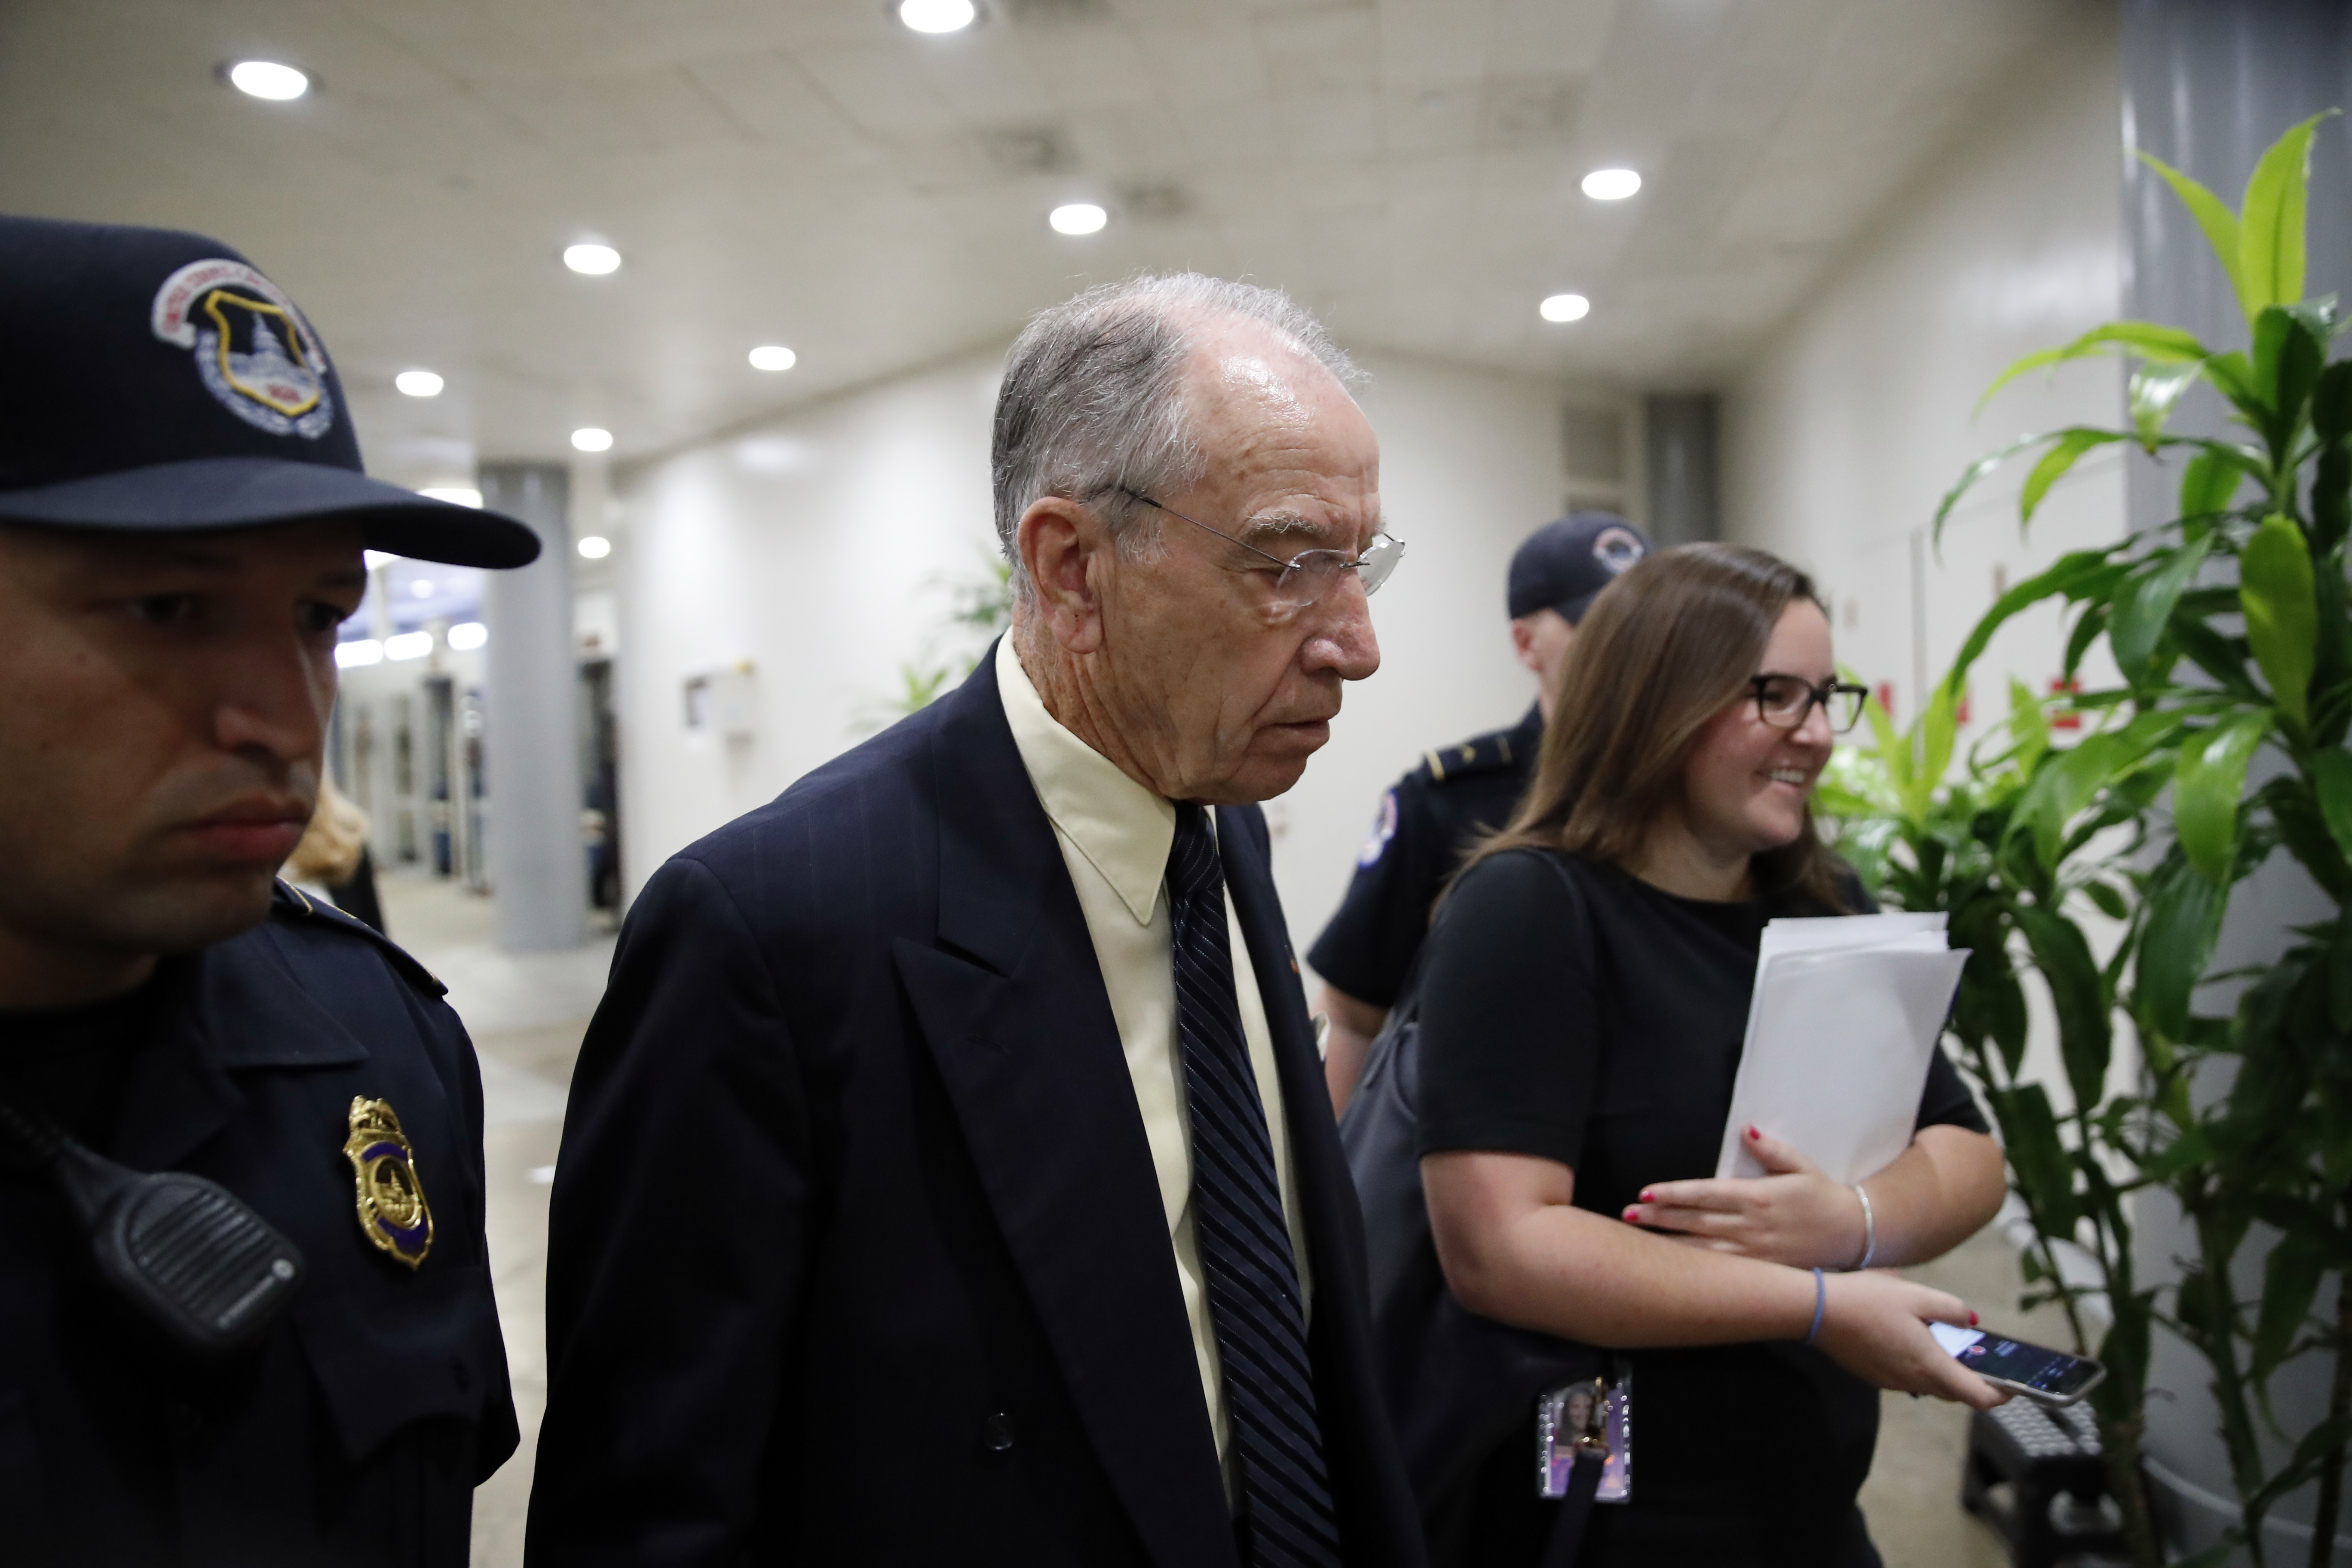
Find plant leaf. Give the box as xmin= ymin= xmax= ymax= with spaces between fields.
xmin=1974 ymin=320 xmax=2212 ymax=416
xmin=2237 ymin=110 xmax=2338 ymax=323
xmin=2021 ymin=429 xmax=2127 ymax=525
xmin=2015 ymin=903 xmax=2112 ymax=1113
xmin=2241 ymin=512 xmax=2318 ymax=727
xmin=2251 ymin=305 xmax=2327 ymax=453
xmin=2175 ymin=711 xmax=2272 ymax=884
xmin=2250 ymin=1234 xmax=2326 ymax=1391
xmin=1935 ymin=431 xmax=2052 ymax=542
xmin=2139 ymin=855 xmax=2229 ymax=1039
xmin=2110 ymin=536 xmax=2212 ymax=678
xmin=2129 ymin=361 xmax=2205 ymax=448
xmin=2176 ymin=447 xmax=2246 ymax=536
xmin=1991 ymin=1083 xmax=2080 ymax=1235
xmin=2008 ymin=676 xmax=2049 ymax=771
xmin=1944 ymin=544 xmax=2131 ymax=692
xmin=2141 ymin=152 xmax=2248 ymax=316
xmin=2311 ymin=749 xmax=2352 ymax=867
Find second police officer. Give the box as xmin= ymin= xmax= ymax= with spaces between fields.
xmin=1311 ymin=510 xmax=1650 ymax=1110
xmin=0 ymin=214 xmax=539 ymax=1565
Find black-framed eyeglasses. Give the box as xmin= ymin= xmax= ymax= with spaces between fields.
xmin=1752 ymin=674 xmax=1868 ymax=733
xmin=1114 ymin=487 xmax=1405 ymax=612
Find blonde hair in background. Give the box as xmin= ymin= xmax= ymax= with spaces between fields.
xmin=286 ymin=776 xmax=371 ymax=888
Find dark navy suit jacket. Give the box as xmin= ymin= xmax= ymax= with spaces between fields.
xmin=526 ymin=649 xmax=1424 ymax=1567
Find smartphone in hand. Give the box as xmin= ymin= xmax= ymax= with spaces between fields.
xmin=1930 ymin=1321 xmax=2105 ymax=1405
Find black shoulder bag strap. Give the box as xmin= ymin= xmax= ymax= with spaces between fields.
xmin=0 ymin=1096 xmax=304 ymax=1354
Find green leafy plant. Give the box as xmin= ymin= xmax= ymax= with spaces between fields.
xmin=1819 ymin=678 xmax=2178 ymax=1564
xmin=861 ymin=551 xmax=1015 ymax=730
xmin=1903 ymin=110 xmax=2352 ymax=1568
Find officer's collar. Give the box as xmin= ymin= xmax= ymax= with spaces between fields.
xmin=196 ymin=925 xmax=372 ymax=1070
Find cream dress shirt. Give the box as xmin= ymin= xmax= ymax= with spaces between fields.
xmin=995 ymin=638 xmax=1314 ymax=1479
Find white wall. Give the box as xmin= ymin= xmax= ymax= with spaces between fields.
xmin=608 ymin=344 xmax=1590 ymax=956
xmin=1725 ymin=12 xmax=2124 ymax=732
xmin=1722 ymin=12 xmax=2128 ymax=1111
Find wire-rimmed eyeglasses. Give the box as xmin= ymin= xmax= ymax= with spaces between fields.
xmin=1114 ymin=487 xmax=1404 ymax=612
xmin=1751 ymin=674 xmax=1869 ymax=733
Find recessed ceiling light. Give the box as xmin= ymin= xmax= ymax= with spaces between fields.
xmin=395 ymin=369 xmax=444 ymax=398
xmin=1580 ymin=168 xmax=1642 ymax=201
xmin=571 ymin=427 xmax=614 ymax=453
xmin=417 ymin=486 xmax=481 ymax=508
xmin=563 ymin=243 xmax=621 ymax=276
xmin=226 ymin=60 xmax=309 ymax=101
xmin=384 ymin=631 xmax=435 ymax=662
xmin=748 ymin=345 xmax=797 ymax=372
xmin=1540 ymin=293 xmax=1591 ymax=323
xmin=1049 ymin=203 xmax=1107 ymax=236
xmin=447 ymin=621 xmax=488 ymax=651
xmin=578 ymin=536 xmax=613 ymax=560
xmin=335 ymin=639 xmax=384 ymax=669
xmin=898 ymin=0 xmax=977 ymax=33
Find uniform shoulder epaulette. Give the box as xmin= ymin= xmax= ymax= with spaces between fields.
xmin=1415 ymin=726 xmax=1524 ymax=786
xmin=271 ymin=881 xmax=448 ymax=998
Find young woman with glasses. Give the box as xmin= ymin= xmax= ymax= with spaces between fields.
xmin=1413 ymin=543 xmax=2008 ymax=1568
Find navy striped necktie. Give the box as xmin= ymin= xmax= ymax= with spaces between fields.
xmin=1166 ymin=802 xmax=1342 ymax=1568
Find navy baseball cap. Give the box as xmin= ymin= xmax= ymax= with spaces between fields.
xmin=1507 ymin=511 xmax=1650 ymax=624
xmin=0 ymin=214 xmax=539 ymax=569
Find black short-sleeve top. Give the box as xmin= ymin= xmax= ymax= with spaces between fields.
xmin=1414 ymin=848 xmax=1988 ymax=1537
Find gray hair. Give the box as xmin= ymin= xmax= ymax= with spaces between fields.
xmin=990 ymin=273 xmax=1363 ymax=596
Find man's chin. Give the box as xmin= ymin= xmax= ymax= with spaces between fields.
xmin=108 ymin=867 xmax=285 ymax=953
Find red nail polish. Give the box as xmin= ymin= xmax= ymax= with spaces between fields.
xmin=1638 ymin=1189 xmax=1654 ymax=1203
xmin=1969 ymin=1311 xmax=1980 ymax=1326
xmin=1621 ymin=1208 xmax=1640 ymax=1222
xmin=1746 ymin=1124 xmax=1760 ymax=1140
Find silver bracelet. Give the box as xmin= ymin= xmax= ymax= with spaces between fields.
xmin=1850 ymin=1182 xmax=1877 ymax=1271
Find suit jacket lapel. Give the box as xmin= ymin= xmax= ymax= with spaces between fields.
xmin=895 ymin=652 xmax=1237 ymax=1568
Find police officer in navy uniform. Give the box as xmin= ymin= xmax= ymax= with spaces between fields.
xmin=1310 ymin=511 xmax=1648 ymax=1110
xmin=0 ymin=214 xmax=539 ymax=1565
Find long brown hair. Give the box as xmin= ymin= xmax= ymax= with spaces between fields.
xmin=1461 ymin=542 xmax=1853 ymax=910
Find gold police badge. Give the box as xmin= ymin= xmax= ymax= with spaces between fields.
xmin=344 ymin=1098 xmax=433 ymax=1268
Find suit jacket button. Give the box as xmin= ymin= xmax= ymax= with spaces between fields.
xmin=981 ymin=1412 xmax=1016 ymax=1452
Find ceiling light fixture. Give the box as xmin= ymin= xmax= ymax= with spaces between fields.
xmin=395 ymin=369 xmax=444 ymax=398
xmin=226 ymin=60 xmax=309 ymax=101
xmin=410 ymin=580 xmax=435 ymax=599
xmin=384 ymin=631 xmax=434 ymax=662
xmin=1540 ymin=293 xmax=1591 ymax=323
xmin=447 ymin=622 xmax=488 ymax=651
xmin=1049 ymin=203 xmax=1107 ymax=236
xmin=748 ymin=345 xmax=797 ymax=372
xmin=417 ymin=486 xmax=482 ymax=508
xmin=898 ymin=0 xmax=977 ymax=34
xmin=1580 ymin=168 xmax=1642 ymax=201
xmin=335 ymin=639 xmax=384 ymax=669
xmin=571 ymin=427 xmax=614 ymax=453
xmin=563 ymin=243 xmax=621 ymax=276
xmin=578 ymin=536 xmax=612 ymax=560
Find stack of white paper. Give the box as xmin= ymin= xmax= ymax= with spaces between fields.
xmin=1711 ymin=913 xmax=1970 ymax=1183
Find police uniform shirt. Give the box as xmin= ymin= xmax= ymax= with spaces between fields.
xmin=1306 ymin=704 xmax=1544 ymax=1009
xmin=0 ymin=886 xmax=517 ymax=1567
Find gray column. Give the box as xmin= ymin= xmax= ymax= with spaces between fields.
xmin=2121 ymin=6 xmax=2352 ymax=1560
xmin=1642 ymin=393 xmax=1721 ymax=546
xmin=479 ymin=463 xmax=588 ymax=953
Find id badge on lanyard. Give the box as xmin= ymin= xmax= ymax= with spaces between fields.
xmin=1536 ymin=1356 xmax=1631 ymax=1504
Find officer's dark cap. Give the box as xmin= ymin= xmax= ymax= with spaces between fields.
xmin=0 ymin=214 xmax=538 ymax=569
xmin=1506 ymin=511 xmax=1650 ymax=624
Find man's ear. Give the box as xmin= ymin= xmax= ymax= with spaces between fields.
xmin=1017 ymin=496 xmax=1109 ymax=655
xmin=1508 ymin=614 xmax=1542 ymax=675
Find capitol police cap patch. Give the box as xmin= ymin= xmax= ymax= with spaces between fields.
xmin=1507 ymin=510 xmax=1650 ymax=625
xmin=0 ymin=214 xmax=539 ymax=570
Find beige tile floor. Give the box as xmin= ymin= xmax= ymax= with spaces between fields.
xmin=380 ymin=870 xmax=2051 ymax=1568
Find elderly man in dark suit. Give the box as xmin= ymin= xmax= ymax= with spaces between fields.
xmin=526 ymin=274 xmax=1421 ymax=1568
